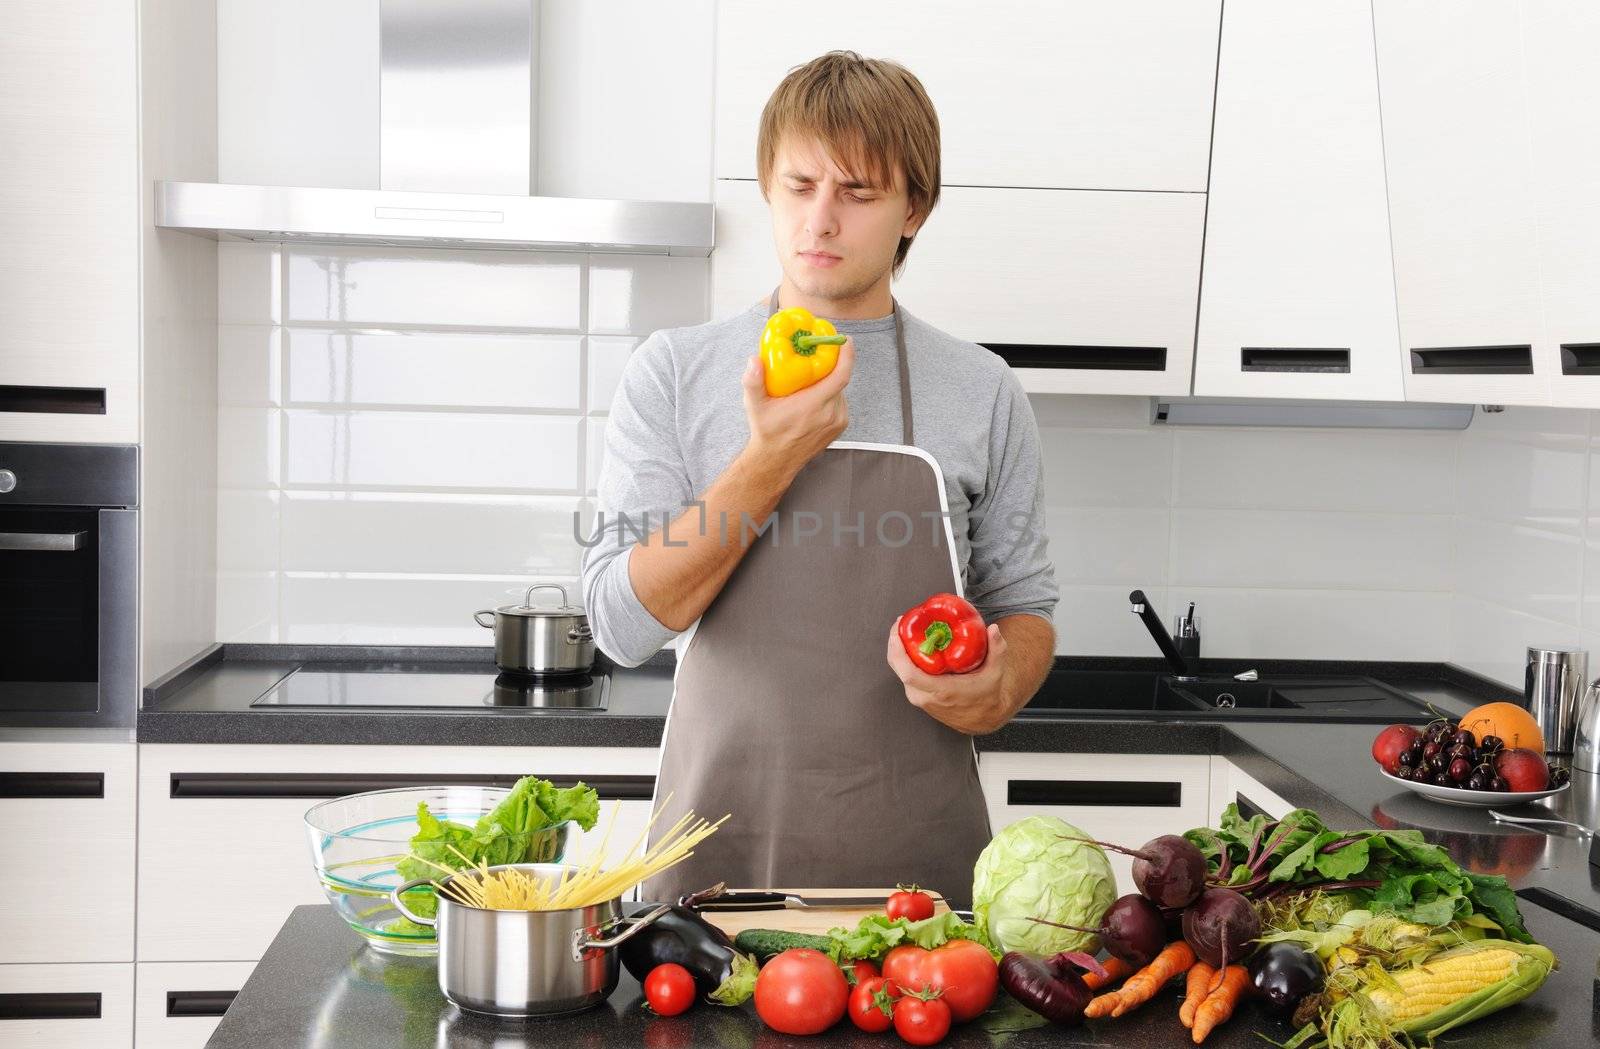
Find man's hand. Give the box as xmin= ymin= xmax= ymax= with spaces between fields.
xmin=886 ymin=614 xmax=1013 ymax=735
xmin=740 ymin=337 xmax=855 ymax=476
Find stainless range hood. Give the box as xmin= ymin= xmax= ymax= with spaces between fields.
xmin=157 ymin=0 xmax=713 ymax=256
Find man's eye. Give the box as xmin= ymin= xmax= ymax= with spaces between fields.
xmin=848 ymin=195 xmax=873 ymax=204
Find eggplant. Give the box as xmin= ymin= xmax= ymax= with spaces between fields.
xmin=620 ymin=903 xmax=759 ymax=1006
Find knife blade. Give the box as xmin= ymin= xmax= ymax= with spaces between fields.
xmin=691 ymin=891 xmax=895 ymax=911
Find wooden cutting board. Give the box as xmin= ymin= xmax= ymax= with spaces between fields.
xmin=700 ymin=888 xmax=950 ymax=938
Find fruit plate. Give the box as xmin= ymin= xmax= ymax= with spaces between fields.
xmin=1379 ymin=768 xmax=1569 ymax=808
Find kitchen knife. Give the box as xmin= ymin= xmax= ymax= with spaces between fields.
xmin=690 ymin=891 xmax=896 ymax=911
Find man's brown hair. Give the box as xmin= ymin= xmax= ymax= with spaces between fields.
xmin=756 ymin=50 xmax=941 ymax=278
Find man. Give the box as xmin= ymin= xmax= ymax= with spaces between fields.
xmin=580 ymin=51 xmax=1058 ymax=909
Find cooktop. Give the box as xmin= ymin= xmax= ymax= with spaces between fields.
xmin=249 ymin=662 xmax=609 ymax=711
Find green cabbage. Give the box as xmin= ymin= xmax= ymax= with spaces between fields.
xmin=971 ymin=815 xmax=1116 ymax=957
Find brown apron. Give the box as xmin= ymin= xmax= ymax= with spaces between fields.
xmin=642 ymin=289 xmax=992 ymax=910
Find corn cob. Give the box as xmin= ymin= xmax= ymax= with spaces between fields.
xmin=1322 ymin=939 xmax=1556 ymax=1047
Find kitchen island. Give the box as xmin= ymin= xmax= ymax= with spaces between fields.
xmin=210 ymin=898 xmax=1597 ymax=1049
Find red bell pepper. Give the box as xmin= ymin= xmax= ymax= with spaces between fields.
xmin=899 ymin=593 xmax=988 ymax=675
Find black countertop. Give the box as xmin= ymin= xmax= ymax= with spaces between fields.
xmin=210 ymin=899 xmax=1599 ymax=1049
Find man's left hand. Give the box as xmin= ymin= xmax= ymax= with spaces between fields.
xmin=886 ymin=615 xmax=1011 ymax=735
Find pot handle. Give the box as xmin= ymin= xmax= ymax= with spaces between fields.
xmin=473 ymin=610 xmax=495 ymax=629
xmin=388 ymin=878 xmax=438 ymax=928
xmin=571 ymin=902 xmax=673 ymax=962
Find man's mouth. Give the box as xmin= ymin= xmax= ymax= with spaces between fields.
xmin=799 ymin=250 xmax=841 ymax=268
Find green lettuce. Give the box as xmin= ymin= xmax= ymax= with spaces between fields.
xmin=396 ymin=775 xmax=600 ymax=885
xmin=825 ymin=911 xmax=998 ymax=964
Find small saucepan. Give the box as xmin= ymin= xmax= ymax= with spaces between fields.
xmin=390 ymin=863 xmax=671 ymax=1017
xmin=474 ymin=583 xmax=595 ymax=677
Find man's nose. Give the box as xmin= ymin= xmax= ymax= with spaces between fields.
xmin=803 ymin=193 xmax=839 ymax=239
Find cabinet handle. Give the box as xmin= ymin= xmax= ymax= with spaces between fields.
xmin=1234 ymin=791 xmax=1269 ymax=822
xmin=0 ymin=384 xmax=107 ymax=415
xmin=1007 ymin=779 xmax=1181 ymax=807
xmin=0 ymin=992 xmax=101 ymax=1020
xmin=166 ymin=990 xmax=238 ymax=1017
xmin=980 ymin=344 xmax=1167 ymax=372
xmin=1559 ymin=343 xmax=1600 ymax=376
xmin=1240 ymin=347 xmax=1350 ymax=374
xmin=0 ymin=772 xmax=105 ymax=799
xmin=1409 ymin=345 xmax=1533 ymax=375
xmin=170 ymin=771 xmax=655 ymax=800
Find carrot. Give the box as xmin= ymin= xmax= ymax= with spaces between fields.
xmin=1190 ymin=964 xmax=1249 ymax=1043
xmin=1104 ymin=941 xmax=1196 ymax=1017
xmin=1081 ymin=955 xmax=1135 ymax=992
xmin=1178 ymin=961 xmax=1217 ymax=1028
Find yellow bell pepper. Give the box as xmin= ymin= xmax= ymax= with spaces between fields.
xmin=760 ymin=307 xmax=848 ymax=397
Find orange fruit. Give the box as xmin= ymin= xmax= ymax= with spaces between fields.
xmin=1458 ymin=701 xmax=1544 ymax=752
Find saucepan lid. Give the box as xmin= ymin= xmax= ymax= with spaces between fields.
xmin=490 ymin=583 xmax=586 ymax=618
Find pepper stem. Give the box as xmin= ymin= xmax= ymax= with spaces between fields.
xmin=794 ymin=330 xmax=848 ymax=355
xmin=919 ymin=621 xmax=954 ymax=655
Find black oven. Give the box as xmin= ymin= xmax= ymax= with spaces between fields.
xmin=0 ymin=443 xmax=137 ymax=728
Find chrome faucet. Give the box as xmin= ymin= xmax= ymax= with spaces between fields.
xmin=1129 ymin=590 xmax=1193 ymax=679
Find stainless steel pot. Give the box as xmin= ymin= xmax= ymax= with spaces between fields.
xmin=474 ymin=583 xmax=595 ymax=676
xmin=390 ymin=863 xmax=670 ymax=1017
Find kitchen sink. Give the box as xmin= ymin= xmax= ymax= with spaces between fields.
xmin=1018 ymin=669 xmax=1435 ymax=722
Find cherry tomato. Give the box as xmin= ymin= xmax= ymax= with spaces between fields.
xmin=886 ymin=885 xmax=936 ymax=922
xmin=880 ymin=940 xmax=997 ymax=1023
xmin=643 ymin=963 xmax=696 ymax=1017
xmin=753 ymin=948 xmax=849 ymax=1035
xmin=845 ymin=958 xmax=880 ymax=986
xmin=893 ymin=993 xmax=952 ymax=1046
xmin=847 ymin=974 xmax=899 ymax=1033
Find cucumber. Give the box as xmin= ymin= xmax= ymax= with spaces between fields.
xmin=733 ymin=928 xmax=832 ymax=962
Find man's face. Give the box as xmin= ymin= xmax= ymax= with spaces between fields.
xmin=766 ymin=134 xmax=922 ymax=306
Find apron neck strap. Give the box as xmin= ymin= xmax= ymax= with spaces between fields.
xmin=767 ymin=286 xmax=913 ymax=445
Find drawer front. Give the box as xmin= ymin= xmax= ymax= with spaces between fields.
xmin=134 ymin=962 xmax=255 ymax=1049
xmin=977 ymin=753 xmax=1211 ymax=895
xmin=0 ymin=742 xmax=135 ymax=962
xmin=1209 ymin=760 xmax=1295 ymax=822
xmin=0 ymin=962 xmax=133 ymax=1049
xmin=136 ymin=744 xmax=659 ymax=960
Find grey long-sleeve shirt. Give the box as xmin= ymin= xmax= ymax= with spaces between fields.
xmin=580 ymin=298 xmax=1059 ymax=667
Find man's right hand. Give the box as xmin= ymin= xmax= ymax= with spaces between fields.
xmin=739 ymin=336 xmax=855 ymax=477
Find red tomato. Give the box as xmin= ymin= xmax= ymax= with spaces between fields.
xmin=879 ymin=940 xmax=997 ymax=1023
xmin=753 ymin=948 xmax=849 ymax=1035
xmin=847 ymin=974 xmax=899 ymax=1033
xmin=845 ymin=958 xmax=880 ymax=986
xmin=893 ymin=994 xmax=951 ymax=1046
xmin=643 ymin=963 xmax=696 ymax=1017
xmin=886 ymin=886 xmax=936 ymax=922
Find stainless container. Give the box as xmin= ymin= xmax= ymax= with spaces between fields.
xmin=1524 ymin=646 xmax=1588 ymax=755
xmin=390 ymin=863 xmax=669 ymax=1017
xmin=474 ymin=583 xmax=595 ymax=676
xmin=1574 ymin=677 xmax=1600 ymax=773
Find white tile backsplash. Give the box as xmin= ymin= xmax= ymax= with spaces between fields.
xmin=1169 ymin=509 xmax=1453 ymax=592
xmin=284 ymin=409 xmax=581 ymax=491
xmin=285 ymin=330 xmax=583 ymax=410
xmin=281 ymin=575 xmax=580 ymax=646
xmin=285 ymin=247 xmax=583 ymax=329
xmin=586 ymin=255 xmax=711 ymax=335
xmin=217 ymin=325 xmax=280 ymax=405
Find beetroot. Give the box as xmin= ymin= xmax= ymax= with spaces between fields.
xmin=1060 ymin=833 xmax=1208 ymax=909
xmin=1027 ymin=893 xmax=1167 ymax=967
xmin=1182 ymin=887 xmax=1260 ymax=970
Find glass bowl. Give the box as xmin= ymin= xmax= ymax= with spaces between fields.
xmin=304 ymin=785 xmax=572 ymax=955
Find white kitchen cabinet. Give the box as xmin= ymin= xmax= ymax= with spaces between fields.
xmin=0 ymin=0 xmax=140 ymax=443
xmin=710 ymin=179 xmax=1206 ymax=396
xmin=976 ymin=753 xmax=1211 ymax=894
xmin=0 ymin=962 xmax=133 ymax=1049
xmin=133 ymin=961 xmax=254 ymax=1049
xmin=715 ymin=1 xmax=1221 ymax=193
xmin=1522 ymin=3 xmax=1600 ymax=408
xmin=1374 ymin=0 xmax=1550 ymax=406
xmin=0 ymin=741 xmax=136 ymax=963
xmin=1196 ymin=0 xmax=1404 ymax=401
xmin=1206 ymin=758 xmax=1295 ymax=825
xmin=135 ymin=744 xmax=659 ymax=961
